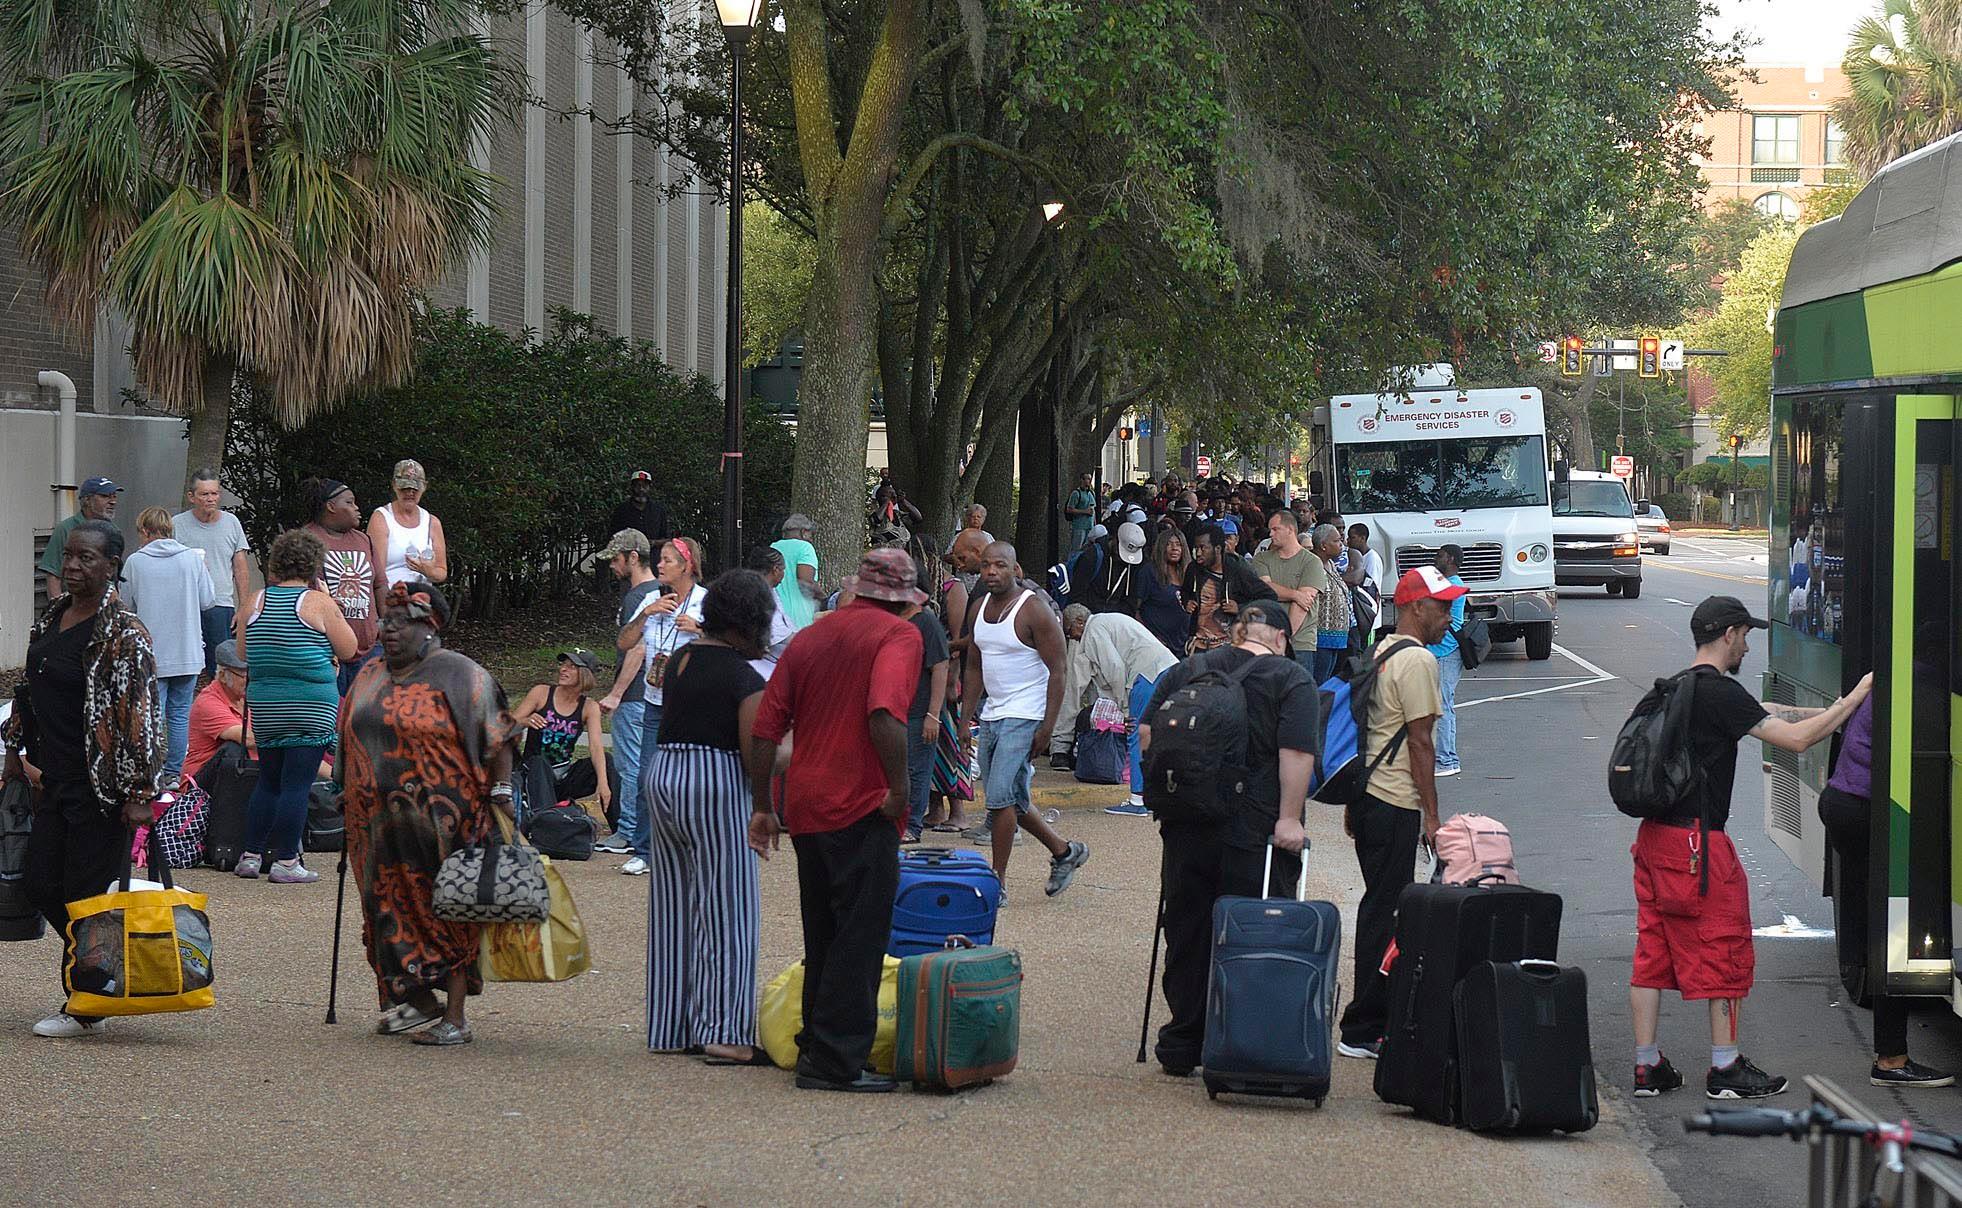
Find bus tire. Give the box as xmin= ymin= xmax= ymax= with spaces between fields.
xmin=1623 ymin=579 xmax=1642 ymax=600
xmin=1524 ymin=624 xmax=1554 ymax=661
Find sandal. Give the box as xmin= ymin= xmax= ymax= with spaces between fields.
xmin=410 ymin=1020 xmax=473 ymax=1046
xmin=701 ymin=1046 xmax=775 ymax=1067
xmin=376 ymin=1003 xmax=440 ymax=1035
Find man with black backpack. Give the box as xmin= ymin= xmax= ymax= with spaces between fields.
xmin=1138 ymin=597 xmax=1320 ymax=1077
xmin=1617 ymin=596 xmax=1871 ymax=1102
xmin=1336 ymin=566 xmax=1461 ymax=1060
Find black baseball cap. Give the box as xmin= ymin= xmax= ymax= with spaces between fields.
xmin=1691 ymin=596 xmax=1769 ymax=645
xmin=557 ymin=649 xmax=602 ymax=673
xmin=1241 ymin=598 xmax=1295 ymax=641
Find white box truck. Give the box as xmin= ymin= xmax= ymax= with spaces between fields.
xmin=1318 ymin=369 xmax=1557 ymax=659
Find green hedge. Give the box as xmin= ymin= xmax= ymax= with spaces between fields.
xmin=225 ymin=308 xmax=795 ymax=616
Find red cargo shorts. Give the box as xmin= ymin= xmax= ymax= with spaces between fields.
xmin=1630 ymin=820 xmax=1754 ymax=1000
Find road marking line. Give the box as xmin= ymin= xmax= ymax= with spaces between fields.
xmin=1457 ymin=641 xmax=1616 ymax=710
xmin=1665 ymin=598 xmax=1695 ymax=606
xmin=1653 ymin=563 xmax=1764 ymax=586
xmin=1551 ymin=641 xmax=1614 ymax=679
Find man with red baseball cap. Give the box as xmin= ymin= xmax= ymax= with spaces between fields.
xmin=1336 ymin=566 xmax=1466 ymax=1060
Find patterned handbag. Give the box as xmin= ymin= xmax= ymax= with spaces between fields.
xmin=156 ymin=777 xmax=212 ymax=869
xmin=432 ymin=823 xmax=550 ymax=923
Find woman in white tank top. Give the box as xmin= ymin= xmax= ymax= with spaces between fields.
xmin=367 ymin=458 xmax=449 ymax=588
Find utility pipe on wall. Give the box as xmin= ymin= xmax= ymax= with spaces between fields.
xmin=39 ymin=369 xmax=78 ymax=525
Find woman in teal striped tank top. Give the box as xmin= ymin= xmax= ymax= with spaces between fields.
xmin=239 ymin=530 xmax=357 ymax=883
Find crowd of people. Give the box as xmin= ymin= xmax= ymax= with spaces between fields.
xmin=3 ymin=456 xmax=1921 ymax=1111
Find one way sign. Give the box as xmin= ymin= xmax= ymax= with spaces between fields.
xmin=1660 ymin=339 xmax=1685 ymax=372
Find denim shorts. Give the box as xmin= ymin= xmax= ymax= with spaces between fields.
xmin=976 ymin=716 xmax=1040 ymax=814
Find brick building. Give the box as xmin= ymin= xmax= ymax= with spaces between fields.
xmin=1696 ymin=62 xmax=1853 ymax=219
xmin=1 ymin=9 xmax=729 ymax=667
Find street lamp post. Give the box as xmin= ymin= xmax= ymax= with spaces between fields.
xmin=716 ymin=0 xmax=762 ymax=570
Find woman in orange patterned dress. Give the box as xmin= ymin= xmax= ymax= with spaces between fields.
xmin=338 ymin=583 xmax=518 ymax=1046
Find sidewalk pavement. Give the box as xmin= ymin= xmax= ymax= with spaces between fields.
xmin=0 ymin=796 xmax=1680 ymax=1208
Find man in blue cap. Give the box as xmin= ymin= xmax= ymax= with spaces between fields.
xmin=39 ymin=476 xmax=121 ymax=601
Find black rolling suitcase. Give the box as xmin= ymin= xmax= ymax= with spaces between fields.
xmin=1453 ymin=960 xmax=1598 ymax=1133
xmin=1373 ymin=882 xmax=1561 ymax=1124
xmin=1201 ymin=845 xmax=1342 ymax=1105
xmin=197 ymin=742 xmax=258 ymax=872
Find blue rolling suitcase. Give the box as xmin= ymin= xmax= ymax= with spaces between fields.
xmin=889 ymin=848 xmax=1002 ymax=957
xmin=1202 ymin=845 xmax=1342 ymax=1105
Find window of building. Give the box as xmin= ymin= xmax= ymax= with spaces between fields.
xmin=1755 ymin=191 xmax=1801 ymax=222
xmin=1753 ymin=114 xmax=1801 ymax=164
xmin=1825 ymin=118 xmax=1846 ymax=165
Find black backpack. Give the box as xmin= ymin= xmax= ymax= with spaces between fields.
xmin=304 ymin=781 xmax=345 ymax=852
xmin=1455 ymin=614 xmax=1493 ymax=669
xmin=1142 ymin=658 xmax=1258 ymax=826
xmin=1608 ymin=668 xmax=1705 ymax=821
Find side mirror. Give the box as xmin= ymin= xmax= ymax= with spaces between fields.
xmin=1553 ymin=459 xmax=1571 ymax=484
xmin=1635 ymin=499 xmax=1651 ymax=510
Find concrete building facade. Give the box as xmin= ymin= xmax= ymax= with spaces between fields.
xmin=1 ymin=8 xmax=729 ymax=667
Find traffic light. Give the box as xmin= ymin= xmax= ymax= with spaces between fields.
xmin=1560 ymin=336 xmax=1584 ymax=377
xmin=1118 ymin=425 xmax=1134 ymax=441
xmin=1638 ymin=336 xmax=1660 ymax=378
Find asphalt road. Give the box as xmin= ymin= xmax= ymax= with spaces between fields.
xmin=1451 ymin=534 xmax=1962 ymax=1207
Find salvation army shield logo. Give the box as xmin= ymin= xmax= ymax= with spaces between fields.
xmin=1496 ymin=409 xmax=1516 ymax=428
xmin=1358 ymin=416 xmax=1378 ymax=433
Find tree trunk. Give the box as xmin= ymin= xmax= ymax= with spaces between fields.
xmin=1013 ymin=387 xmax=1055 ymax=569
xmin=1560 ymin=374 xmax=1600 ymax=469
xmin=792 ymin=245 xmax=878 ymax=585
xmin=972 ymin=425 xmax=1015 ymax=547
xmin=184 ymin=357 xmax=235 ymax=486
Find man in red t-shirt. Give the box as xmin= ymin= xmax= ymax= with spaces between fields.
xmin=750 ymin=548 xmax=924 ymax=1094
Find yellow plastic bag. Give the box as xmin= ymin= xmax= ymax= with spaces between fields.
xmin=478 ymin=856 xmax=591 ymax=982
xmin=759 ymin=956 xmax=901 ymax=1074
xmin=64 ymin=870 xmax=214 ymax=1018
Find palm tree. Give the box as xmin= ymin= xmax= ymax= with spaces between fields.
xmin=1835 ymin=0 xmax=1962 ymax=176
xmin=0 ymin=0 xmax=520 ymax=473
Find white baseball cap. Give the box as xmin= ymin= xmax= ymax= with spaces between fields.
xmin=1116 ymin=522 xmax=1147 ymax=564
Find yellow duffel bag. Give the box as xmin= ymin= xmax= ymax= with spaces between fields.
xmin=759 ymin=955 xmax=901 ymax=1074
xmin=479 ymin=856 xmax=591 ymax=982
xmin=64 ymin=851 xmax=214 ymax=1018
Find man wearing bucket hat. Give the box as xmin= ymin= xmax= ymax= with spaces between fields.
xmin=748 ymin=549 xmax=924 ymax=1093
xmin=1336 ymin=565 xmax=1462 ymax=1060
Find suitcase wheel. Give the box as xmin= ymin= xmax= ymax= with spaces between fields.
xmin=1313 ymin=1097 xmax=1325 ymax=1109
xmin=1206 ymin=1088 xmax=1219 ymax=1101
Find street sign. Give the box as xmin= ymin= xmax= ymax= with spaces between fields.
xmin=1611 ymin=455 xmax=1634 ymax=479
xmin=1196 ymin=454 xmax=1213 ymax=477
xmin=1537 ymin=340 xmax=1558 ymax=365
xmin=1611 ymin=338 xmax=1636 ymax=372
xmin=1592 ymin=353 xmax=1611 ymax=377
xmin=1137 ymin=418 xmax=1152 ymax=439
xmin=1660 ymin=339 xmax=1685 ymax=371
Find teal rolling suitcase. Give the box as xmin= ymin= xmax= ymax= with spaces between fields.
xmin=894 ymin=940 xmax=1021 ymax=1089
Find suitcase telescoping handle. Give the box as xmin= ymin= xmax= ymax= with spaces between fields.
xmin=1261 ymin=841 xmax=1309 ymax=903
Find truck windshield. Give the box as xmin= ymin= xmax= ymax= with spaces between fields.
xmin=1336 ymin=435 xmax=1549 ymax=512
xmin=1551 ymin=480 xmax=1634 ymax=518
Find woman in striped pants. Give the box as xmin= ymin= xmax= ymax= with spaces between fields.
xmin=642 ymin=568 xmax=773 ymax=1063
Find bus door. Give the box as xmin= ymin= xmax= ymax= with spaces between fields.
xmin=1883 ymin=398 xmax=1961 ymax=1006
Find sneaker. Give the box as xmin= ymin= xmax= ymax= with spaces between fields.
xmin=1435 ymin=765 xmax=1461 ymax=778
xmin=233 ymin=852 xmax=263 ymax=879
xmin=1336 ymin=1039 xmax=1381 ymax=1060
xmin=1871 ymin=1059 xmax=1956 ymax=1088
xmin=1048 ymin=753 xmax=1074 ymax=771
xmin=1044 ymin=840 xmax=1090 ymax=896
xmin=1706 ymin=1054 xmax=1789 ymax=1100
xmin=902 ymin=828 xmax=923 ymax=845
xmin=33 ymin=1011 xmax=108 ymax=1038
xmin=1104 ymin=801 xmax=1151 ymax=817
xmin=593 ymin=834 xmax=633 ymax=855
xmin=268 ymin=858 xmax=319 ymax=884
xmin=620 ymin=856 xmax=649 ymax=876
xmin=1633 ymin=1055 xmax=1685 ymax=1097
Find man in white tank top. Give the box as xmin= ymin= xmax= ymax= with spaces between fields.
xmin=961 ymin=541 xmax=1090 ymax=898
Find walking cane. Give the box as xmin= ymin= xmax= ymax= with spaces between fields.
xmin=324 ymin=849 xmax=349 ymax=1024
xmin=1136 ymin=885 xmax=1165 ymax=1063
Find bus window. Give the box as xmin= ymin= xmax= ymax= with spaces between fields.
xmin=1902 ymin=409 xmax=1954 ymax=961
xmin=1772 ymin=398 xmax=1845 ymax=643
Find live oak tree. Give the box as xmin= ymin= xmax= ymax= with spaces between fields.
xmin=0 ymin=0 xmax=519 ymax=476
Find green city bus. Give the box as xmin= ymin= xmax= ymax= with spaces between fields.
xmin=1770 ymin=133 xmax=1961 ymax=1007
